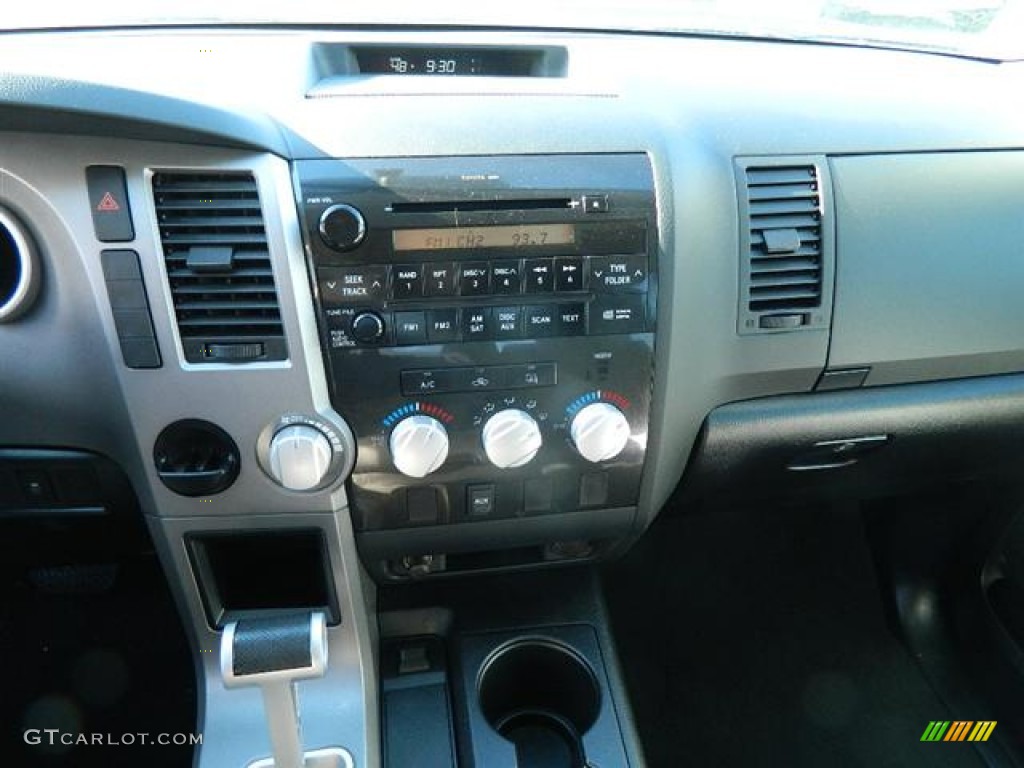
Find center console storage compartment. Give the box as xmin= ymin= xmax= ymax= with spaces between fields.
xmin=187 ymin=529 xmax=340 ymax=628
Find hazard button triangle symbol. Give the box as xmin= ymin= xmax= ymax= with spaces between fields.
xmin=97 ymin=192 xmax=120 ymax=212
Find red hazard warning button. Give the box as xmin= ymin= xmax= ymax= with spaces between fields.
xmin=96 ymin=192 xmax=121 ymax=212
xmin=86 ymin=165 xmax=134 ymax=242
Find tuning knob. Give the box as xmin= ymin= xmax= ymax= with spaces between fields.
xmin=268 ymin=424 xmax=334 ymax=491
xmin=318 ymin=203 xmax=366 ymax=251
xmin=390 ymin=414 xmax=450 ymax=478
xmin=350 ymin=311 xmax=385 ymax=343
xmin=482 ymin=409 xmax=542 ymax=469
xmin=570 ymin=402 xmax=630 ymax=463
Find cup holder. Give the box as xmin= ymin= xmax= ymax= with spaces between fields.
xmin=478 ymin=638 xmax=601 ymax=768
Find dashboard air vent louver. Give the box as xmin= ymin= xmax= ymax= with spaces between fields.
xmin=153 ymin=171 xmax=287 ymax=363
xmin=738 ymin=159 xmax=833 ymax=334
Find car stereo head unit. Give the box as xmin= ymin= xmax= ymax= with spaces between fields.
xmin=294 ymin=154 xmax=657 ymax=578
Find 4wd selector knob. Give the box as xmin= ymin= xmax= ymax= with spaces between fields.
xmin=318 ymin=203 xmax=366 ymax=252
xmin=482 ymin=409 xmax=542 ymax=469
xmin=268 ymin=424 xmax=334 ymax=491
xmin=570 ymin=402 xmax=630 ymax=463
xmin=390 ymin=414 xmax=450 ymax=478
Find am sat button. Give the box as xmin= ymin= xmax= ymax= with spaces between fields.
xmin=588 ymin=296 xmax=645 ymax=335
xmin=462 ymin=308 xmax=492 ymax=340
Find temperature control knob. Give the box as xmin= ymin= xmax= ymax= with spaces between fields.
xmin=570 ymin=402 xmax=630 ymax=463
xmin=318 ymin=203 xmax=366 ymax=252
xmin=390 ymin=414 xmax=450 ymax=478
xmin=268 ymin=424 xmax=334 ymax=491
xmin=482 ymin=409 xmax=542 ymax=469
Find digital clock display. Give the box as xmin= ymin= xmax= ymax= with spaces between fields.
xmin=352 ymin=47 xmax=539 ymax=77
xmin=393 ymin=224 xmax=575 ymax=252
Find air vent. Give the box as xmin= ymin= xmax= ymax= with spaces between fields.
xmin=153 ymin=171 xmax=287 ymax=363
xmin=738 ymin=159 xmax=833 ymax=334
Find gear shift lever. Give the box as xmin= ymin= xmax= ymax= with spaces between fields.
xmin=221 ymin=612 xmax=328 ymax=768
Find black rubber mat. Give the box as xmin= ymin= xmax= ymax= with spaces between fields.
xmin=603 ymin=504 xmax=989 ymax=767
xmin=0 ymin=555 xmax=196 ymax=767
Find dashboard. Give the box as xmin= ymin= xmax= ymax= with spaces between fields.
xmin=4 ymin=22 xmax=1024 ymax=768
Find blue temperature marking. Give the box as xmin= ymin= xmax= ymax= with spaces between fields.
xmin=565 ymin=390 xmax=602 ymax=418
xmin=382 ymin=402 xmax=421 ymax=428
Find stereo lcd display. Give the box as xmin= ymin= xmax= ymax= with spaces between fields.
xmin=393 ymin=224 xmax=575 ymax=251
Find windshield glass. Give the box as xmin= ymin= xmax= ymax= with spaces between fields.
xmin=5 ymin=0 xmax=1023 ymax=61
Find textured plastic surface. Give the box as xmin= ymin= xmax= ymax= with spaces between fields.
xmin=830 ymin=152 xmax=1024 ymax=385
xmin=685 ymin=373 xmax=1024 ymax=503
xmin=232 ymin=614 xmax=314 ymax=677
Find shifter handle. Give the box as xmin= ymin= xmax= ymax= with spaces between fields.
xmin=221 ymin=612 xmax=328 ymax=768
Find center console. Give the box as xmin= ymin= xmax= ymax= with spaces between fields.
xmin=294 ymin=154 xmax=658 ymax=579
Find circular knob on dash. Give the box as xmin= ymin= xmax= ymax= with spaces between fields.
xmin=481 ymin=409 xmax=543 ymax=469
xmin=350 ymin=311 xmax=385 ymax=343
xmin=318 ymin=203 xmax=367 ymax=251
xmin=389 ymin=414 xmax=450 ymax=478
xmin=267 ymin=424 xmax=334 ymax=491
xmin=570 ymin=402 xmax=631 ymax=463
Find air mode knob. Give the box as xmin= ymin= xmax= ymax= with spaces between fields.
xmin=481 ymin=409 xmax=542 ymax=469
xmin=570 ymin=402 xmax=630 ymax=463
xmin=267 ymin=424 xmax=334 ymax=491
xmin=318 ymin=203 xmax=367 ymax=252
xmin=389 ymin=414 xmax=450 ymax=478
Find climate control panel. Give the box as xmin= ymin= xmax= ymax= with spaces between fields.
xmin=295 ymin=153 xmax=656 ymax=543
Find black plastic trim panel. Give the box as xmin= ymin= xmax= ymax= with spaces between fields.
xmin=684 ymin=373 xmax=1024 ymax=503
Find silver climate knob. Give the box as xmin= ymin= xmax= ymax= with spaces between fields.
xmin=570 ymin=402 xmax=631 ymax=463
xmin=268 ymin=424 xmax=334 ymax=491
xmin=389 ymin=414 xmax=450 ymax=478
xmin=482 ymin=409 xmax=542 ymax=469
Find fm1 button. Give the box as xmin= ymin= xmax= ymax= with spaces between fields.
xmin=395 ymin=312 xmax=427 ymax=345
